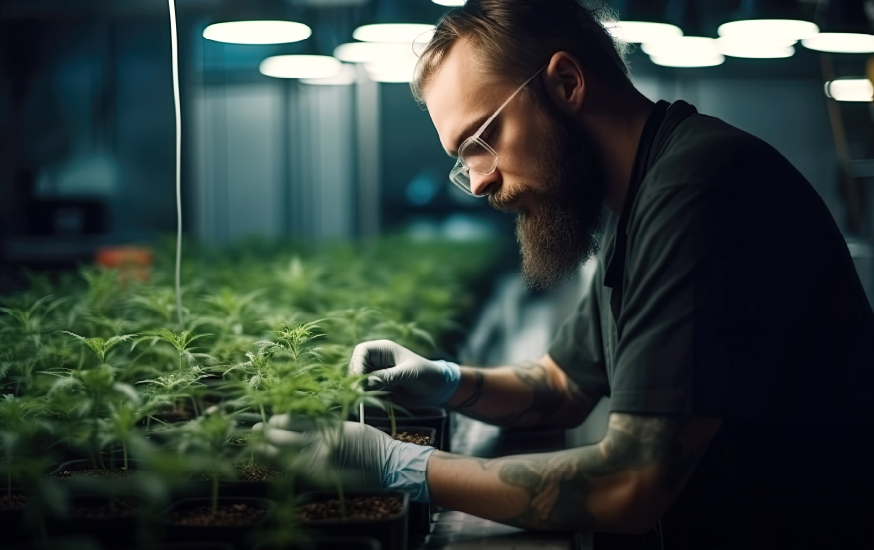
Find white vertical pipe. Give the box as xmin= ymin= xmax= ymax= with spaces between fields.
xmin=168 ymin=0 xmax=184 ymax=327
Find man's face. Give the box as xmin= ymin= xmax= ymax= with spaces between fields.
xmin=425 ymin=41 xmax=605 ymax=289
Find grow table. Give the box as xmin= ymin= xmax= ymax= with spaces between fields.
xmin=417 ymin=413 xmax=590 ymax=550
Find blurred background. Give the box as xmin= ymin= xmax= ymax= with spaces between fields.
xmin=0 ymin=0 xmax=873 ymax=303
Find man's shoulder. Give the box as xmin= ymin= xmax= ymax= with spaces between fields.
xmin=643 ymin=113 xmax=791 ymax=194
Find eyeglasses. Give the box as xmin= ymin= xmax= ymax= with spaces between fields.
xmin=449 ymin=66 xmax=547 ymax=197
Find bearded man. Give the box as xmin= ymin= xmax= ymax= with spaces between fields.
xmin=261 ymin=1 xmax=874 ymax=548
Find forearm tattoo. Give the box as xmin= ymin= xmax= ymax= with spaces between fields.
xmin=435 ymin=414 xmax=705 ymax=532
xmin=455 ymin=369 xmax=485 ymax=409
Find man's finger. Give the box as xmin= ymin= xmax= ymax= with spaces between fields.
xmin=263 ymin=427 xmax=309 ymax=448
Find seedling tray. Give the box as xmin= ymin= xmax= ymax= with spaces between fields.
xmin=297 ymin=490 xmax=408 ymax=550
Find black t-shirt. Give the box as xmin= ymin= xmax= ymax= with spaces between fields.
xmin=549 ymin=101 xmax=874 ymax=548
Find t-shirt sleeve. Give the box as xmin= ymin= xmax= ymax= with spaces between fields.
xmin=611 ymin=182 xmax=731 ymax=416
xmin=548 ymin=260 xmax=611 ymax=398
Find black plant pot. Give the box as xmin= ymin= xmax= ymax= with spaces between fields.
xmin=356 ymin=406 xmax=450 ymax=452
xmin=0 ymin=489 xmax=32 ymax=545
xmin=297 ymin=490 xmax=408 ymax=550
xmin=310 ymin=536 xmax=382 ymax=550
xmin=44 ymin=494 xmax=143 ymax=549
xmin=375 ymin=425 xmax=437 ymax=544
xmin=124 ymin=542 xmax=236 ymax=550
xmin=49 ymin=458 xmax=139 ymax=479
xmin=162 ymin=497 xmax=276 ymax=550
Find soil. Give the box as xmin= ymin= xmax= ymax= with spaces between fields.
xmin=170 ymin=503 xmax=267 ymax=527
xmin=391 ymin=431 xmax=433 ymax=446
xmin=0 ymin=493 xmax=28 ymax=511
xmin=68 ymin=498 xmax=140 ymax=519
xmin=298 ymin=496 xmax=403 ymax=522
xmin=51 ymin=467 xmax=135 ymax=480
xmin=234 ymin=462 xmax=287 ymax=482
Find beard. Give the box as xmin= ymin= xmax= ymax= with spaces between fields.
xmin=490 ymin=107 xmax=605 ymax=290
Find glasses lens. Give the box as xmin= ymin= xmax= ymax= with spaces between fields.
xmin=449 ymin=159 xmax=474 ymax=196
xmin=461 ymin=138 xmax=498 ymax=175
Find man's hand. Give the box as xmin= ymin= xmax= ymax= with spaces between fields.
xmin=254 ymin=416 xmax=435 ymax=502
xmin=348 ymin=340 xmax=460 ymax=408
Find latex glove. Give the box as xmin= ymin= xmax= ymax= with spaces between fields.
xmin=348 ymin=340 xmax=461 ymax=408
xmin=254 ymin=416 xmax=435 ymax=503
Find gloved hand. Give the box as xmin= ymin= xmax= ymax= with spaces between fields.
xmin=348 ymin=340 xmax=461 ymax=408
xmin=253 ymin=416 xmax=435 ymax=503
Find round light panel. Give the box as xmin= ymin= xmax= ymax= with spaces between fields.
xmin=260 ymin=55 xmax=342 ymax=79
xmin=802 ymin=33 xmax=874 ymax=54
xmin=203 ymin=20 xmax=311 ymax=45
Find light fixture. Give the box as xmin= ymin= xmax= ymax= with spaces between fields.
xmin=259 ymin=55 xmax=342 ymax=79
xmin=717 ymin=19 xmax=819 ymax=42
xmin=802 ymin=33 xmax=874 ymax=54
xmin=203 ymin=20 xmax=311 ymax=45
xmin=352 ymin=24 xmax=435 ymax=44
xmin=650 ymin=54 xmax=725 ymax=67
xmin=334 ymin=42 xmax=418 ymax=64
xmin=642 ymin=37 xmax=724 ymax=68
xmin=432 ymin=0 xmax=465 ymax=5
xmin=824 ymin=79 xmax=874 ymax=102
xmin=365 ymin=61 xmax=418 ymax=83
xmin=607 ymin=21 xmax=683 ymax=44
xmin=716 ymin=36 xmax=796 ymax=58
xmin=302 ymin=64 xmax=358 ymax=86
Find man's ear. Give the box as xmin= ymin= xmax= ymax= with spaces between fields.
xmin=542 ymin=51 xmax=586 ymax=114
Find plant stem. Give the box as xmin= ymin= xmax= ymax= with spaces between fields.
xmin=190 ymin=395 xmax=200 ymax=418
xmin=211 ymin=473 xmax=219 ymax=515
xmin=389 ymin=403 xmax=396 ymax=438
xmin=259 ymin=403 xmax=267 ymax=426
xmin=123 ymin=441 xmax=128 ymax=470
xmin=334 ymin=472 xmax=346 ymax=520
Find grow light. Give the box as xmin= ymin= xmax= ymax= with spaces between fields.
xmin=365 ymin=61 xmax=418 ymax=83
xmin=642 ymin=36 xmax=719 ymax=57
xmin=433 ymin=0 xmax=466 ymax=5
xmin=352 ymin=24 xmax=435 ymax=44
xmin=607 ymin=21 xmax=683 ymax=43
xmin=716 ymin=36 xmax=796 ymax=58
xmin=825 ymin=79 xmax=874 ymax=102
xmin=260 ymin=55 xmax=342 ymax=79
xmin=202 ymin=20 xmax=312 ymax=45
xmin=334 ymin=42 xmax=418 ymax=64
xmin=302 ymin=64 xmax=358 ymax=85
xmin=650 ymin=53 xmax=725 ymax=67
xmin=717 ymin=19 xmax=819 ymax=42
xmin=802 ymin=33 xmax=874 ymax=54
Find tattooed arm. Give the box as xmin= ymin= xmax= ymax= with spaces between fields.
xmin=427 ymin=413 xmax=721 ymax=533
xmin=443 ymin=354 xmax=599 ymax=429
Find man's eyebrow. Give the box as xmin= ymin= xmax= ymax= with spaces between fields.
xmin=448 ymin=115 xmax=490 ymax=158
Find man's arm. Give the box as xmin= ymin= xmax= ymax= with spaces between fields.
xmin=427 ymin=412 xmax=721 ymax=533
xmin=444 ymin=353 xmax=600 ymax=429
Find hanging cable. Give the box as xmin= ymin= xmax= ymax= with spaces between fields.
xmin=168 ymin=0 xmax=184 ymax=327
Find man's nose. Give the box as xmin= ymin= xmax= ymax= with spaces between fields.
xmin=470 ymin=169 xmax=500 ymax=197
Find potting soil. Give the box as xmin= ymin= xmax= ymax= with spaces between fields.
xmin=51 ymin=468 xmax=135 ymax=480
xmin=0 ymin=494 xmax=28 ymax=510
xmin=234 ymin=462 xmax=287 ymax=482
xmin=298 ymin=496 xmax=403 ymax=521
xmin=171 ymin=503 xmax=267 ymax=527
xmin=68 ymin=498 xmax=139 ymax=518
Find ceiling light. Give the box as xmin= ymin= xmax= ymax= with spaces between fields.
xmin=365 ymin=61 xmax=417 ymax=83
xmin=352 ymin=24 xmax=435 ymax=44
xmin=717 ymin=19 xmax=819 ymax=42
xmin=260 ymin=55 xmax=342 ymax=79
xmin=825 ymin=79 xmax=873 ymax=102
xmin=203 ymin=20 xmax=311 ymax=45
xmin=302 ymin=64 xmax=358 ymax=86
xmin=432 ymin=0 xmax=465 ymax=5
xmin=334 ymin=42 xmax=418 ymax=63
xmin=642 ymin=36 xmax=719 ymax=57
xmin=650 ymin=54 xmax=725 ymax=68
xmin=607 ymin=21 xmax=683 ymax=43
xmin=802 ymin=33 xmax=874 ymax=54
xmin=716 ymin=36 xmax=796 ymax=58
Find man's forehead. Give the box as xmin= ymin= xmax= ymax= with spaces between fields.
xmin=424 ymin=41 xmax=507 ymax=155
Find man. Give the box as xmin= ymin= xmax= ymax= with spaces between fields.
xmin=263 ymin=1 xmax=874 ymax=547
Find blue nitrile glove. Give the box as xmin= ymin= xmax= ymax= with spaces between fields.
xmin=254 ymin=417 xmax=436 ymax=503
xmin=348 ymin=340 xmax=461 ymax=408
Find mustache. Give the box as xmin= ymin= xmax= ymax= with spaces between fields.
xmin=488 ymin=186 xmax=525 ymax=212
